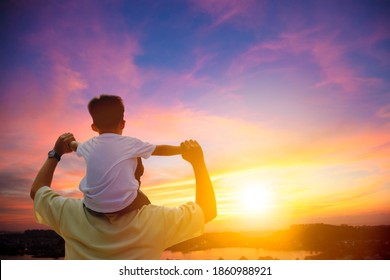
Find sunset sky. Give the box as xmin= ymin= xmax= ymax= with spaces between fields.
xmin=1 ymin=0 xmax=389 ymax=232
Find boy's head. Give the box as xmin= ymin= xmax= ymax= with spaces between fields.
xmin=88 ymin=95 xmax=125 ymax=133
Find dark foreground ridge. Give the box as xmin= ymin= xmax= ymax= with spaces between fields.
xmin=1 ymin=224 xmax=390 ymax=259
xmin=0 ymin=230 xmax=64 ymax=258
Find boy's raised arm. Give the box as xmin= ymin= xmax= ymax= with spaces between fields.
xmin=152 ymin=145 xmax=181 ymax=156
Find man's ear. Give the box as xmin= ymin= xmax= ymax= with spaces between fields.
xmin=91 ymin=123 xmax=99 ymax=132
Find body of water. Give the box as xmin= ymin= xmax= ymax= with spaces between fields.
xmin=161 ymin=247 xmax=315 ymax=260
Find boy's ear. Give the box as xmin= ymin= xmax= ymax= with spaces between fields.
xmin=91 ymin=123 xmax=99 ymax=132
xmin=120 ymin=120 xmax=126 ymax=129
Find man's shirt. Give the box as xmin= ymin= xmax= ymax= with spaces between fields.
xmin=34 ymin=186 xmax=204 ymax=259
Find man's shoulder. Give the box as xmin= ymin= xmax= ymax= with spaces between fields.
xmin=137 ymin=203 xmax=205 ymax=248
xmin=138 ymin=202 xmax=203 ymax=220
xmin=142 ymin=202 xmax=201 ymax=210
xmin=35 ymin=187 xmax=81 ymax=208
xmin=34 ymin=186 xmax=51 ymax=198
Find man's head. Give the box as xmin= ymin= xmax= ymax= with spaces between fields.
xmin=88 ymin=95 xmax=125 ymax=134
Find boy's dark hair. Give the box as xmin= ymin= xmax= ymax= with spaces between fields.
xmin=88 ymin=95 xmax=125 ymax=130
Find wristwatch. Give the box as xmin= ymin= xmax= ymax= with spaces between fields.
xmin=48 ymin=150 xmax=61 ymax=162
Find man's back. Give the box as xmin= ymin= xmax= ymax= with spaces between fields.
xmin=34 ymin=187 xmax=204 ymax=259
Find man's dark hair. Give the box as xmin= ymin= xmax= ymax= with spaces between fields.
xmin=88 ymin=95 xmax=125 ymax=130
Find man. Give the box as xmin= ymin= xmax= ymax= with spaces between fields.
xmin=30 ymin=133 xmax=216 ymax=259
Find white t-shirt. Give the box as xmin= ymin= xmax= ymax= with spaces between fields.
xmin=76 ymin=133 xmax=156 ymax=213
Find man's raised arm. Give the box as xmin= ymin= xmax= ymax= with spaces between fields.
xmin=30 ymin=133 xmax=75 ymax=199
xmin=181 ymin=140 xmax=216 ymax=223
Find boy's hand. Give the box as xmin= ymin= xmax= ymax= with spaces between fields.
xmin=69 ymin=140 xmax=79 ymax=152
xmin=180 ymin=140 xmax=204 ymax=165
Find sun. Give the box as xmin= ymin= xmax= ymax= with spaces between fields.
xmin=240 ymin=183 xmax=272 ymax=214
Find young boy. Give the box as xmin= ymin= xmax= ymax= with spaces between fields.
xmin=70 ymin=95 xmax=181 ymax=213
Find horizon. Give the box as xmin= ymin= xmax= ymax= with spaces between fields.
xmin=2 ymin=222 xmax=390 ymax=235
xmin=1 ymin=0 xmax=390 ymax=232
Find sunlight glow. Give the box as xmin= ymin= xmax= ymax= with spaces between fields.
xmin=240 ymin=182 xmax=273 ymax=214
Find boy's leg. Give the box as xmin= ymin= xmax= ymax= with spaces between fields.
xmin=115 ymin=191 xmax=150 ymax=214
xmin=134 ymin=157 xmax=144 ymax=186
xmin=129 ymin=190 xmax=151 ymax=209
xmin=87 ymin=190 xmax=151 ymax=215
xmin=133 ymin=157 xmax=151 ymax=207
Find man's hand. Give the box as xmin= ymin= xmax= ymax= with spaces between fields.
xmin=180 ymin=140 xmax=204 ymax=165
xmin=54 ymin=133 xmax=75 ymax=156
xmin=181 ymin=140 xmax=217 ymax=223
xmin=31 ymin=133 xmax=75 ymax=200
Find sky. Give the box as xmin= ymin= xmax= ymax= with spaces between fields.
xmin=0 ymin=0 xmax=389 ymax=232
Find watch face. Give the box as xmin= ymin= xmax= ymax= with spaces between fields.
xmin=48 ymin=150 xmax=60 ymax=161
